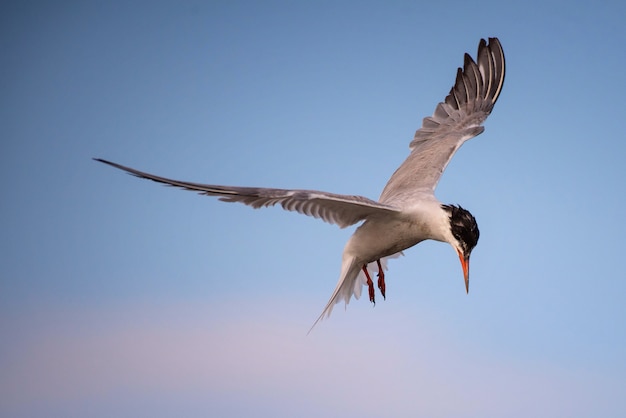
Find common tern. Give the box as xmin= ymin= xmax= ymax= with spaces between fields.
xmin=95 ymin=37 xmax=505 ymax=330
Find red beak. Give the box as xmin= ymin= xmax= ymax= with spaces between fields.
xmin=457 ymin=250 xmax=470 ymax=293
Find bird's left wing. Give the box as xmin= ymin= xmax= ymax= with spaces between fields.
xmin=94 ymin=158 xmax=400 ymax=228
xmin=379 ymin=38 xmax=505 ymax=205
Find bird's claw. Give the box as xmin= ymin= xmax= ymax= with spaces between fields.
xmin=362 ymin=265 xmax=376 ymax=305
xmin=376 ymin=259 xmax=386 ymax=300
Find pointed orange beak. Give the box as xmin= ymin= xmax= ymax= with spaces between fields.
xmin=457 ymin=250 xmax=470 ymax=293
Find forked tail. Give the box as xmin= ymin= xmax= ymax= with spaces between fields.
xmin=307 ymin=253 xmax=402 ymax=334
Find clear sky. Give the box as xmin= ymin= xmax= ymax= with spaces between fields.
xmin=2 ymin=1 xmax=626 ymax=417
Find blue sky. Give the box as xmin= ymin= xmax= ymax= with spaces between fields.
xmin=2 ymin=1 xmax=626 ymax=417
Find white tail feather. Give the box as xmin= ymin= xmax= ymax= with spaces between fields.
xmin=307 ymin=252 xmax=403 ymax=334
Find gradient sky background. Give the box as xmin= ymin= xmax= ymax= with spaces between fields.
xmin=2 ymin=1 xmax=626 ymax=417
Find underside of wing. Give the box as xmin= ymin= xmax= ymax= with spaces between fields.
xmin=380 ymin=38 xmax=505 ymax=204
xmin=95 ymin=158 xmax=401 ymax=228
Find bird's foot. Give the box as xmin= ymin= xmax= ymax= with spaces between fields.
xmin=376 ymin=259 xmax=386 ymax=300
xmin=362 ymin=265 xmax=375 ymax=305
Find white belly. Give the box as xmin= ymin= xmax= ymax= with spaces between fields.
xmin=343 ymin=217 xmax=426 ymax=263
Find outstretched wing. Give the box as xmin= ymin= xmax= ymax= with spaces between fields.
xmin=94 ymin=158 xmax=400 ymax=228
xmin=380 ymin=38 xmax=505 ymax=205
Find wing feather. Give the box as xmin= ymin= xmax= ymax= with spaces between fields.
xmin=94 ymin=158 xmax=400 ymax=228
xmin=380 ymin=38 xmax=505 ymax=205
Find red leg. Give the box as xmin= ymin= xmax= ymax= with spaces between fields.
xmin=376 ymin=259 xmax=386 ymax=300
xmin=362 ymin=265 xmax=375 ymax=305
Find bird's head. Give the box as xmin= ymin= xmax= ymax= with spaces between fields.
xmin=442 ymin=204 xmax=480 ymax=293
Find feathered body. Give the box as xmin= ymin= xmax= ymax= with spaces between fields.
xmin=94 ymin=38 xmax=505 ymax=330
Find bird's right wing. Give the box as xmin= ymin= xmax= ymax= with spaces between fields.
xmin=379 ymin=38 xmax=505 ymax=205
xmin=94 ymin=158 xmax=400 ymax=228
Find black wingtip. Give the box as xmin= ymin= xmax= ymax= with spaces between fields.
xmin=93 ymin=158 xmax=128 ymax=171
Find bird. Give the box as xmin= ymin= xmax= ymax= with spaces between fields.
xmin=95 ymin=37 xmax=505 ymax=331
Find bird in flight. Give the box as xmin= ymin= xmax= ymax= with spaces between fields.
xmin=95 ymin=37 xmax=505 ymax=330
